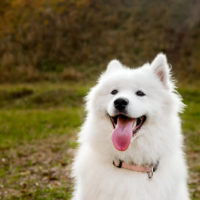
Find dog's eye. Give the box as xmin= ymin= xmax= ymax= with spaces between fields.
xmin=136 ymin=90 xmax=145 ymax=96
xmin=111 ymin=89 xmax=118 ymax=95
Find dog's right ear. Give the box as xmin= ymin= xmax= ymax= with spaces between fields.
xmin=106 ymin=59 xmax=123 ymax=74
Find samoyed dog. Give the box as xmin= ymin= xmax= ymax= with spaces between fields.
xmin=72 ymin=53 xmax=190 ymax=200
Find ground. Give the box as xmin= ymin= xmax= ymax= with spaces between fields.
xmin=0 ymin=81 xmax=199 ymax=200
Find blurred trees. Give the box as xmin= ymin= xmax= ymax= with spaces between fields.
xmin=0 ymin=0 xmax=199 ymax=82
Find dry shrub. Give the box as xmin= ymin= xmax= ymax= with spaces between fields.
xmin=62 ymin=68 xmax=84 ymax=81
xmin=0 ymin=66 xmax=42 ymax=83
xmin=0 ymin=88 xmax=34 ymax=101
xmin=0 ymin=0 xmax=199 ymax=82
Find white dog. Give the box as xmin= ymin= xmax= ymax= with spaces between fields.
xmin=72 ymin=53 xmax=190 ymax=200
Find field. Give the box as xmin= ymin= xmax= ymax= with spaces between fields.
xmin=0 ymin=0 xmax=199 ymax=199
xmin=0 ymin=81 xmax=199 ymax=200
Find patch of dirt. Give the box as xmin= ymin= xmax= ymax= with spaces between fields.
xmin=0 ymin=134 xmax=199 ymax=199
xmin=0 ymin=134 xmax=77 ymax=199
xmin=187 ymin=152 xmax=200 ymax=199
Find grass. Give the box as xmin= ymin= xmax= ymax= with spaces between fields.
xmin=0 ymin=108 xmax=82 ymax=148
xmin=0 ymin=81 xmax=199 ymax=199
xmin=179 ymin=88 xmax=200 ymax=153
xmin=0 ymin=82 xmax=86 ymax=200
xmin=178 ymin=87 xmax=200 ymax=200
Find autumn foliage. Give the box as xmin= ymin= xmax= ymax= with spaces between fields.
xmin=0 ymin=0 xmax=199 ymax=82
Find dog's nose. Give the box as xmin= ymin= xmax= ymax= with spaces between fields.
xmin=114 ymin=98 xmax=129 ymax=111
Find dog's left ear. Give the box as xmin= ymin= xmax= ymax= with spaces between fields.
xmin=106 ymin=59 xmax=123 ymax=74
xmin=151 ymin=53 xmax=171 ymax=89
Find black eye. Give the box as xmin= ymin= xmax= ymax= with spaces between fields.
xmin=111 ymin=89 xmax=118 ymax=95
xmin=136 ymin=90 xmax=145 ymax=96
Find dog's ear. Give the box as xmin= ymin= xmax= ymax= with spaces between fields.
xmin=106 ymin=59 xmax=123 ymax=74
xmin=151 ymin=53 xmax=171 ymax=89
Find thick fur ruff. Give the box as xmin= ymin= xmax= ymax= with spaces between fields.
xmin=72 ymin=54 xmax=190 ymax=200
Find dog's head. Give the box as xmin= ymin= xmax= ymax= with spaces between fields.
xmin=85 ymin=53 xmax=183 ymax=154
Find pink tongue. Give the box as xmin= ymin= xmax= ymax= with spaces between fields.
xmin=112 ymin=117 xmax=136 ymax=151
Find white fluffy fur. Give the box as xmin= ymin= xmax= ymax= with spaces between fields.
xmin=71 ymin=53 xmax=190 ymax=200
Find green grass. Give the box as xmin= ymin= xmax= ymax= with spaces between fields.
xmin=0 ymin=82 xmax=88 ymax=149
xmin=0 ymin=108 xmax=82 ymax=149
xmin=179 ymin=88 xmax=200 ymax=153
xmin=0 ymin=82 xmax=199 ymax=199
xmin=0 ymin=82 xmax=88 ymax=200
xmin=178 ymin=87 xmax=200 ymax=200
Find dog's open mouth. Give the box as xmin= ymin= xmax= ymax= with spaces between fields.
xmin=110 ymin=115 xmax=146 ymax=135
xmin=109 ymin=115 xmax=146 ymax=151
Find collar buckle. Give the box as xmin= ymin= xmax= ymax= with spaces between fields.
xmin=147 ymin=170 xmax=154 ymax=179
xmin=147 ymin=160 xmax=159 ymax=179
xmin=113 ymin=160 xmax=123 ymax=168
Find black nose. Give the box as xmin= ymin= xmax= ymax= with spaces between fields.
xmin=114 ymin=98 xmax=129 ymax=111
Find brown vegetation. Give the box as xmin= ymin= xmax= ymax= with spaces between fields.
xmin=0 ymin=0 xmax=200 ymax=82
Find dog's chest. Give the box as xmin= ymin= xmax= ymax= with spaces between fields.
xmin=81 ymin=162 xmax=175 ymax=200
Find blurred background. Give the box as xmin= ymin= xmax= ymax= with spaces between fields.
xmin=0 ymin=0 xmax=199 ymax=199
